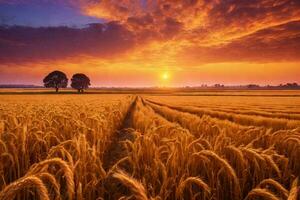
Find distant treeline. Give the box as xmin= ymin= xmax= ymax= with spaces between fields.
xmin=209 ymin=82 xmax=300 ymax=89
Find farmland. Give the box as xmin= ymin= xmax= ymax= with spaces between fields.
xmin=0 ymin=91 xmax=299 ymax=200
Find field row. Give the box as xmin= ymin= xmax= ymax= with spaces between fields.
xmin=146 ymin=96 xmax=300 ymax=114
xmin=146 ymin=96 xmax=300 ymax=129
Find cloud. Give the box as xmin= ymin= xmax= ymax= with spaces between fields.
xmin=78 ymin=0 xmax=300 ymax=42
xmin=0 ymin=22 xmax=136 ymax=63
xmin=0 ymin=0 xmax=300 ymax=66
xmin=67 ymin=0 xmax=300 ymax=65
xmin=177 ymin=21 xmax=300 ymax=65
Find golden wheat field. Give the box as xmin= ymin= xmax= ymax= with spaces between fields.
xmin=0 ymin=92 xmax=300 ymax=200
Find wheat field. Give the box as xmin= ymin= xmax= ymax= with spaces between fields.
xmin=0 ymin=93 xmax=299 ymax=200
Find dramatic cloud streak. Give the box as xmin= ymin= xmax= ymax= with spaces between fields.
xmin=178 ymin=21 xmax=300 ymax=64
xmin=0 ymin=0 xmax=300 ymax=85
xmin=0 ymin=22 xmax=135 ymax=63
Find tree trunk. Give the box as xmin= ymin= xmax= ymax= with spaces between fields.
xmin=55 ymin=87 xmax=59 ymax=93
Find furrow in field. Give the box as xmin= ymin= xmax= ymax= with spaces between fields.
xmin=211 ymin=106 xmax=300 ymax=115
xmin=145 ymin=99 xmax=267 ymax=146
xmin=193 ymin=104 xmax=300 ymax=114
xmin=101 ymin=97 xmax=140 ymax=200
xmin=176 ymin=103 xmax=300 ymax=120
xmin=146 ymin=96 xmax=300 ymax=114
xmin=147 ymin=99 xmax=300 ymax=130
xmin=105 ymin=97 xmax=206 ymax=199
xmin=194 ymin=106 xmax=300 ymax=121
xmin=102 ymin=97 xmax=137 ymax=171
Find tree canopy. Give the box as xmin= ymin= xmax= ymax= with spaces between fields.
xmin=43 ymin=71 xmax=68 ymax=92
xmin=71 ymin=73 xmax=91 ymax=93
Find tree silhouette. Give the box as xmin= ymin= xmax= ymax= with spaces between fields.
xmin=43 ymin=71 xmax=68 ymax=92
xmin=71 ymin=73 xmax=91 ymax=93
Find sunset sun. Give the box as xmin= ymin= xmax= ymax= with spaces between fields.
xmin=161 ymin=72 xmax=170 ymax=81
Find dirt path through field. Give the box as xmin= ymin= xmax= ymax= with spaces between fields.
xmin=103 ymin=97 xmax=137 ymax=171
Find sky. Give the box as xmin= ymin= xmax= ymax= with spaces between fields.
xmin=0 ymin=0 xmax=299 ymax=87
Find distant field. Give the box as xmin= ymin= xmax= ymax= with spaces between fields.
xmin=0 ymin=92 xmax=299 ymax=199
xmin=1 ymin=88 xmax=300 ymax=96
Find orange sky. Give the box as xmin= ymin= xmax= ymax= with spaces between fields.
xmin=0 ymin=0 xmax=300 ymax=86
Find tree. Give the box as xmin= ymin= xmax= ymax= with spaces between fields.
xmin=214 ymin=84 xmax=224 ymax=88
xmin=71 ymin=73 xmax=91 ymax=93
xmin=43 ymin=71 xmax=68 ymax=92
xmin=247 ymin=84 xmax=260 ymax=89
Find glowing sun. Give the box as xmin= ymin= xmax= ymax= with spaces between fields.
xmin=161 ymin=72 xmax=170 ymax=80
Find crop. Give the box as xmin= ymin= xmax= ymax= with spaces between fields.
xmin=0 ymin=94 xmax=299 ymax=200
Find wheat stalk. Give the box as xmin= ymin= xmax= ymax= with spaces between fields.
xmin=244 ymin=188 xmax=280 ymax=200
xmin=176 ymin=176 xmax=210 ymax=199
xmin=258 ymin=179 xmax=288 ymax=198
xmin=113 ymin=170 xmax=149 ymax=200
xmin=0 ymin=175 xmax=50 ymax=200
xmin=27 ymin=158 xmax=74 ymax=200
xmin=288 ymin=178 xmax=299 ymax=200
